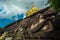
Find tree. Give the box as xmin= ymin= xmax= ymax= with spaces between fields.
xmin=48 ymin=0 xmax=60 ymax=14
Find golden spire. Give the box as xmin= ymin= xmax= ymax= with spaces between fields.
xmin=32 ymin=2 xmax=35 ymax=8
xmin=26 ymin=2 xmax=39 ymax=17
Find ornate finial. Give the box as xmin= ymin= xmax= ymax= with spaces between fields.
xmin=32 ymin=1 xmax=35 ymax=7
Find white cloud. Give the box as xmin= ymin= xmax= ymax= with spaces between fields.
xmin=0 ymin=0 xmax=48 ymax=19
xmin=0 ymin=0 xmax=48 ymax=9
xmin=0 ymin=3 xmax=26 ymax=19
xmin=13 ymin=17 xmax=19 ymax=21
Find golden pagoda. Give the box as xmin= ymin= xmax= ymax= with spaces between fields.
xmin=26 ymin=3 xmax=39 ymax=17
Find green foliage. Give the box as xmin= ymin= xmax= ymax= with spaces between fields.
xmin=48 ymin=0 xmax=60 ymax=11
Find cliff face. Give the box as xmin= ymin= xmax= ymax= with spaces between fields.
xmin=21 ymin=8 xmax=56 ymax=39
xmin=19 ymin=8 xmax=56 ymax=39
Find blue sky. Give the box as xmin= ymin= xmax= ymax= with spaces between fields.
xmin=0 ymin=0 xmax=49 ymax=28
